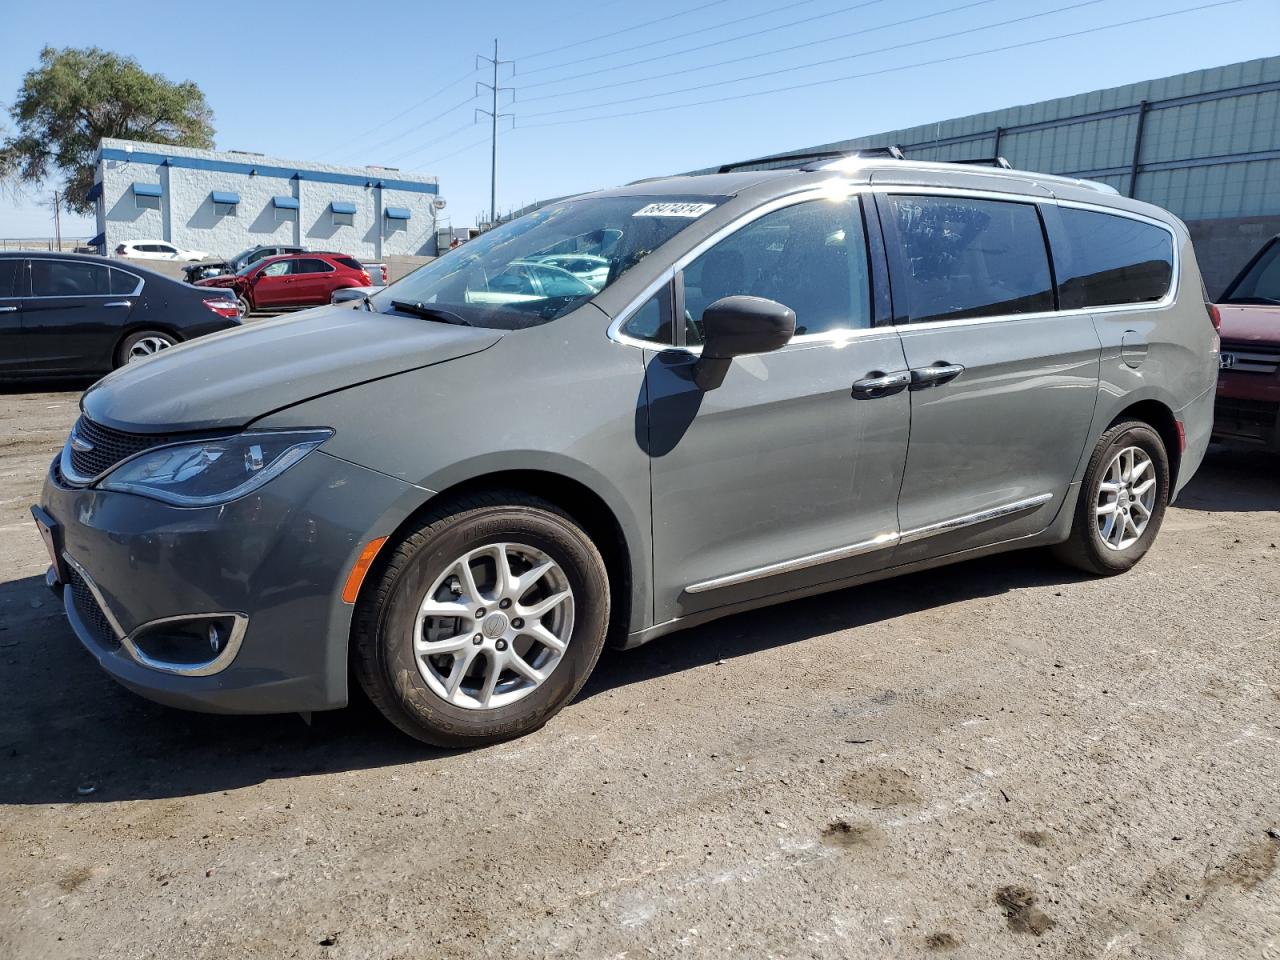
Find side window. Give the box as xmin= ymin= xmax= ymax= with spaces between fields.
xmin=295 ymin=258 xmax=334 ymax=274
xmin=0 ymin=259 xmax=19 ymax=298
xmin=260 ymin=261 xmax=292 ymax=277
xmin=1055 ymin=208 xmax=1174 ymax=309
xmin=681 ymin=197 xmax=870 ymax=345
xmin=110 ymin=269 xmax=140 ymax=295
xmin=620 ymin=284 xmax=674 ymax=344
xmin=31 ymin=260 xmax=112 ymax=296
xmin=886 ymin=195 xmax=1054 ymax=323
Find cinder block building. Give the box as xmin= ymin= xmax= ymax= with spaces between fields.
xmin=88 ymin=138 xmax=443 ymax=260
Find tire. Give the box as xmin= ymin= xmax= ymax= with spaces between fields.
xmin=1053 ymin=419 xmax=1170 ymax=575
xmin=115 ymin=329 xmax=177 ymax=367
xmin=353 ymin=492 xmax=610 ymax=747
xmin=237 ymin=295 xmax=252 ymax=318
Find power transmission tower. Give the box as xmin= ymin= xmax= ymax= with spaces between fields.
xmin=476 ymin=39 xmax=514 ymax=226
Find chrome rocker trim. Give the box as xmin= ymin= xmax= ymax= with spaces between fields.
xmin=684 ymin=493 xmax=1053 ymax=594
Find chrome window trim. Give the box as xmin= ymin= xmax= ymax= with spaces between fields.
xmin=62 ymin=552 xmax=248 ymax=677
xmin=608 ymin=180 xmax=1182 ymax=351
xmin=25 ymin=257 xmax=145 ymax=299
xmin=683 ymin=493 xmax=1052 ymax=595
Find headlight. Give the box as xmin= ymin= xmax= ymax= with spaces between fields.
xmin=98 ymin=429 xmax=332 ymax=506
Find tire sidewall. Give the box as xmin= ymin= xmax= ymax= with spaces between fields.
xmin=1082 ymin=422 xmax=1170 ymax=572
xmin=374 ymin=507 xmax=608 ymax=744
xmin=116 ymin=330 xmax=176 ymax=368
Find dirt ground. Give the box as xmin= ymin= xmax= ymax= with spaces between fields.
xmin=0 ymin=385 xmax=1277 ymax=960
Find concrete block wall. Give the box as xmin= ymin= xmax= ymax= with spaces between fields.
xmin=94 ymin=138 xmax=441 ymax=261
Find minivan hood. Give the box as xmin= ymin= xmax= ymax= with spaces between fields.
xmin=1216 ymin=303 xmax=1280 ymax=343
xmin=82 ymin=305 xmax=503 ymax=432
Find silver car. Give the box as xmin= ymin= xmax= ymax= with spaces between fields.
xmin=36 ymin=155 xmax=1218 ymax=746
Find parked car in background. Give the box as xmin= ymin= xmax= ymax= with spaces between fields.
xmin=364 ymin=262 xmax=389 ymax=286
xmin=182 ymin=244 xmax=308 ymax=284
xmin=36 ymin=156 xmax=1216 ymax=747
xmin=195 ymin=252 xmax=370 ymax=315
xmin=1213 ymin=234 xmax=1280 ymax=450
xmin=115 ymin=240 xmax=208 ymax=262
xmin=0 ymin=252 xmax=240 ymax=379
xmin=525 ymin=253 xmax=611 ymax=290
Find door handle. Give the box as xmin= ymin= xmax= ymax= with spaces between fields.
xmin=0 ymin=305 xmax=17 ymax=313
xmin=851 ymin=370 xmax=911 ymax=395
xmin=104 ymin=300 xmax=132 ymax=309
xmin=910 ymin=362 xmax=965 ymax=386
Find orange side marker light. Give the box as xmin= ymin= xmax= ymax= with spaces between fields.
xmin=342 ymin=536 xmax=388 ymax=604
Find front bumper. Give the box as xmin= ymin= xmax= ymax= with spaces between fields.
xmin=39 ymin=449 xmax=421 ymax=714
xmin=1214 ymin=371 xmax=1280 ymax=449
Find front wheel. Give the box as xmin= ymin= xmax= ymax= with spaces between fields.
xmin=237 ymin=295 xmax=252 ymax=318
xmin=352 ymin=493 xmax=610 ymax=747
xmin=1053 ymin=419 xmax=1170 ymax=575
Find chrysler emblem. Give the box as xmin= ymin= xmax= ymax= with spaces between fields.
xmin=70 ymin=430 xmax=94 ymax=453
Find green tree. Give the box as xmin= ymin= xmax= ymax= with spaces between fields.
xmin=0 ymin=46 xmax=214 ymax=215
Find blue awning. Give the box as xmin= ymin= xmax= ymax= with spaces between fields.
xmin=211 ymin=191 xmax=240 ymax=205
xmin=88 ymin=232 xmax=105 ymax=247
xmin=86 ymin=182 xmax=103 ymax=202
xmin=330 ymin=201 xmax=357 ymax=215
xmin=384 ymin=206 xmax=411 ymax=220
xmin=132 ymin=182 xmax=162 ymax=197
xmin=272 ymin=195 xmax=299 ymax=209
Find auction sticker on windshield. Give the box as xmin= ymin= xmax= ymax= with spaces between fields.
xmin=632 ymin=202 xmax=717 ymax=218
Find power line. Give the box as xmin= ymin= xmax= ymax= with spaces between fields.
xmin=519 ymin=0 xmax=1243 ymax=130
xmin=382 ymin=120 xmax=477 ymax=167
xmin=522 ymin=0 xmax=1117 ymax=119
xmin=517 ymin=0 xmax=736 ymax=61
xmin=318 ymin=70 xmax=479 ymax=160
xmin=355 ymin=92 xmax=481 ymax=161
xmin=518 ymin=0 xmax=837 ymax=78
xmin=522 ymin=0 xmax=1004 ymax=103
xmin=520 ymin=0 xmax=908 ymax=92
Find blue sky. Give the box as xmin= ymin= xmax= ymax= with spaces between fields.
xmin=1 ymin=0 xmax=1276 ymax=238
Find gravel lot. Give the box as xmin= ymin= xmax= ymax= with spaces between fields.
xmin=1 ymin=385 xmax=1277 ymax=960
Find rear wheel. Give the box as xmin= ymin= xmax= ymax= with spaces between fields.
xmin=1053 ymin=419 xmax=1170 ymax=575
xmin=115 ymin=329 xmax=177 ymax=367
xmin=353 ymin=492 xmax=610 ymax=747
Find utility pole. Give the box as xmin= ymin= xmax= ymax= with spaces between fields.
xmin=52 ymin=190 xmax=62 ymax=250
xmin=476 ymin=39 xmax=514 ymax=226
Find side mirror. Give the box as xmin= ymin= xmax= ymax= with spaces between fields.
xmin=700 ymin=296 xmax=796 ymax=360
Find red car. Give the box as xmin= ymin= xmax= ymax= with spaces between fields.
xmin=196 ymin=252 xmax=370 ymax=315
xmin=1214 ymin=235 xmax=1280 ymax=451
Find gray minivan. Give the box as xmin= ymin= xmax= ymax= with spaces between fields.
xmin=35 ymin=154 xmax=1219 ymax=746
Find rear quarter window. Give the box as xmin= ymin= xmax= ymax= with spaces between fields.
xmin=1054 ymin=208 xmax=1174 ymax=309
xmin=335 ymin=257 xmax=363 ymax=271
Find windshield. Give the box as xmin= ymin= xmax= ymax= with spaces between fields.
xmin=235 ymin=259 xmax=262 ymax=276
xmin=372 ymin=195 xmax=724 ymax=329
xmin=1222 ymin=239 xmax=1280 ymax=304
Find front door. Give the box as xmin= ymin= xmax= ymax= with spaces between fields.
xmin=876 ymin=191 xmax=1100 ymax=563
xmin=250 ymin=259 xmax=295 ymax=308
xmin=644 ymin=193 xmax=912 ymax=623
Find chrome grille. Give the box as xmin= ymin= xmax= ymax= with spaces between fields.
xmin=1220 ymin=340 xmax=1280 ymax=376
xmin=65 ymin=565 xmax=120 ymax=650
xmin=68 ymin=416 xmax=176 ymax=480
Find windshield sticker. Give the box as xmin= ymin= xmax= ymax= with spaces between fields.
xmin=632 ymin=202 xmax=717 ymax=218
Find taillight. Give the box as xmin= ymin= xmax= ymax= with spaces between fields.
xmin=359 ymin=270 xmax=371 ymax=285
xmin=1206 ymin=302 xmax=1222 ymax=331
xmin=379 ymin=265 xmax=388 ymax=283
xmin=203 ymin=297 xmax=240 ymax=319
xmin=116 ymin=245 xmax=126 ymax=256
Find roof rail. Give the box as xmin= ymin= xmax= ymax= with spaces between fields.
xmin=946 ymin=156 xmax=1013 ymax=169
xmin=717 ymin=144 xmax=907 ymax=174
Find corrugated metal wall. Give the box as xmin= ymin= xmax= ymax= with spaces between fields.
xmin=796 ymin=56 xmax=1280 ymax=222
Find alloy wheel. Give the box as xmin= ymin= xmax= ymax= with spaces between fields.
xmin=412 ymin=542 xmax=574 ymax=710
xmin=127 ymin=335 xmax=174 ymax=362
xmin=1095 ymin=445 xmax=1157 ymax=550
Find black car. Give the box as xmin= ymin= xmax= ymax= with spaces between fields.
xmin=182 ymin=244 xmax=308 ymax=284
xmin=0 ymin=252 xmax=241 ymax=379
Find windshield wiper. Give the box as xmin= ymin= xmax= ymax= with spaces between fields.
xmin=389 ymin=300 xmax=472 ymax=326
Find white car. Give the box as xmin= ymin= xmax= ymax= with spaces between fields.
xmin=115 ymin=240 xmax=209 ymax=262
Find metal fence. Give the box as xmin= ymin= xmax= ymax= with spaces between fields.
xmin=0 ymin=238 xmax=91 ymax=253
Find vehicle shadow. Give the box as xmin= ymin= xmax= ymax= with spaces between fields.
xmin=1173 ymin=444 xmax=1280 ymax=513
xmin=0 ymin=377 xmax=96 ymax=396
xmin=0 ymin=547 xmax=1088 ymax=806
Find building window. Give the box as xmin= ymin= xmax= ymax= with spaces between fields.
xmin=331 ymin=201 xmax=357 ymax=227
xmin=273 ymin=195 xmax=299 ymax=223
xmin=132 ymin=182 xmax=162 ymax=211
xmin=212 ymin=191 xmax=240 ymax=217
